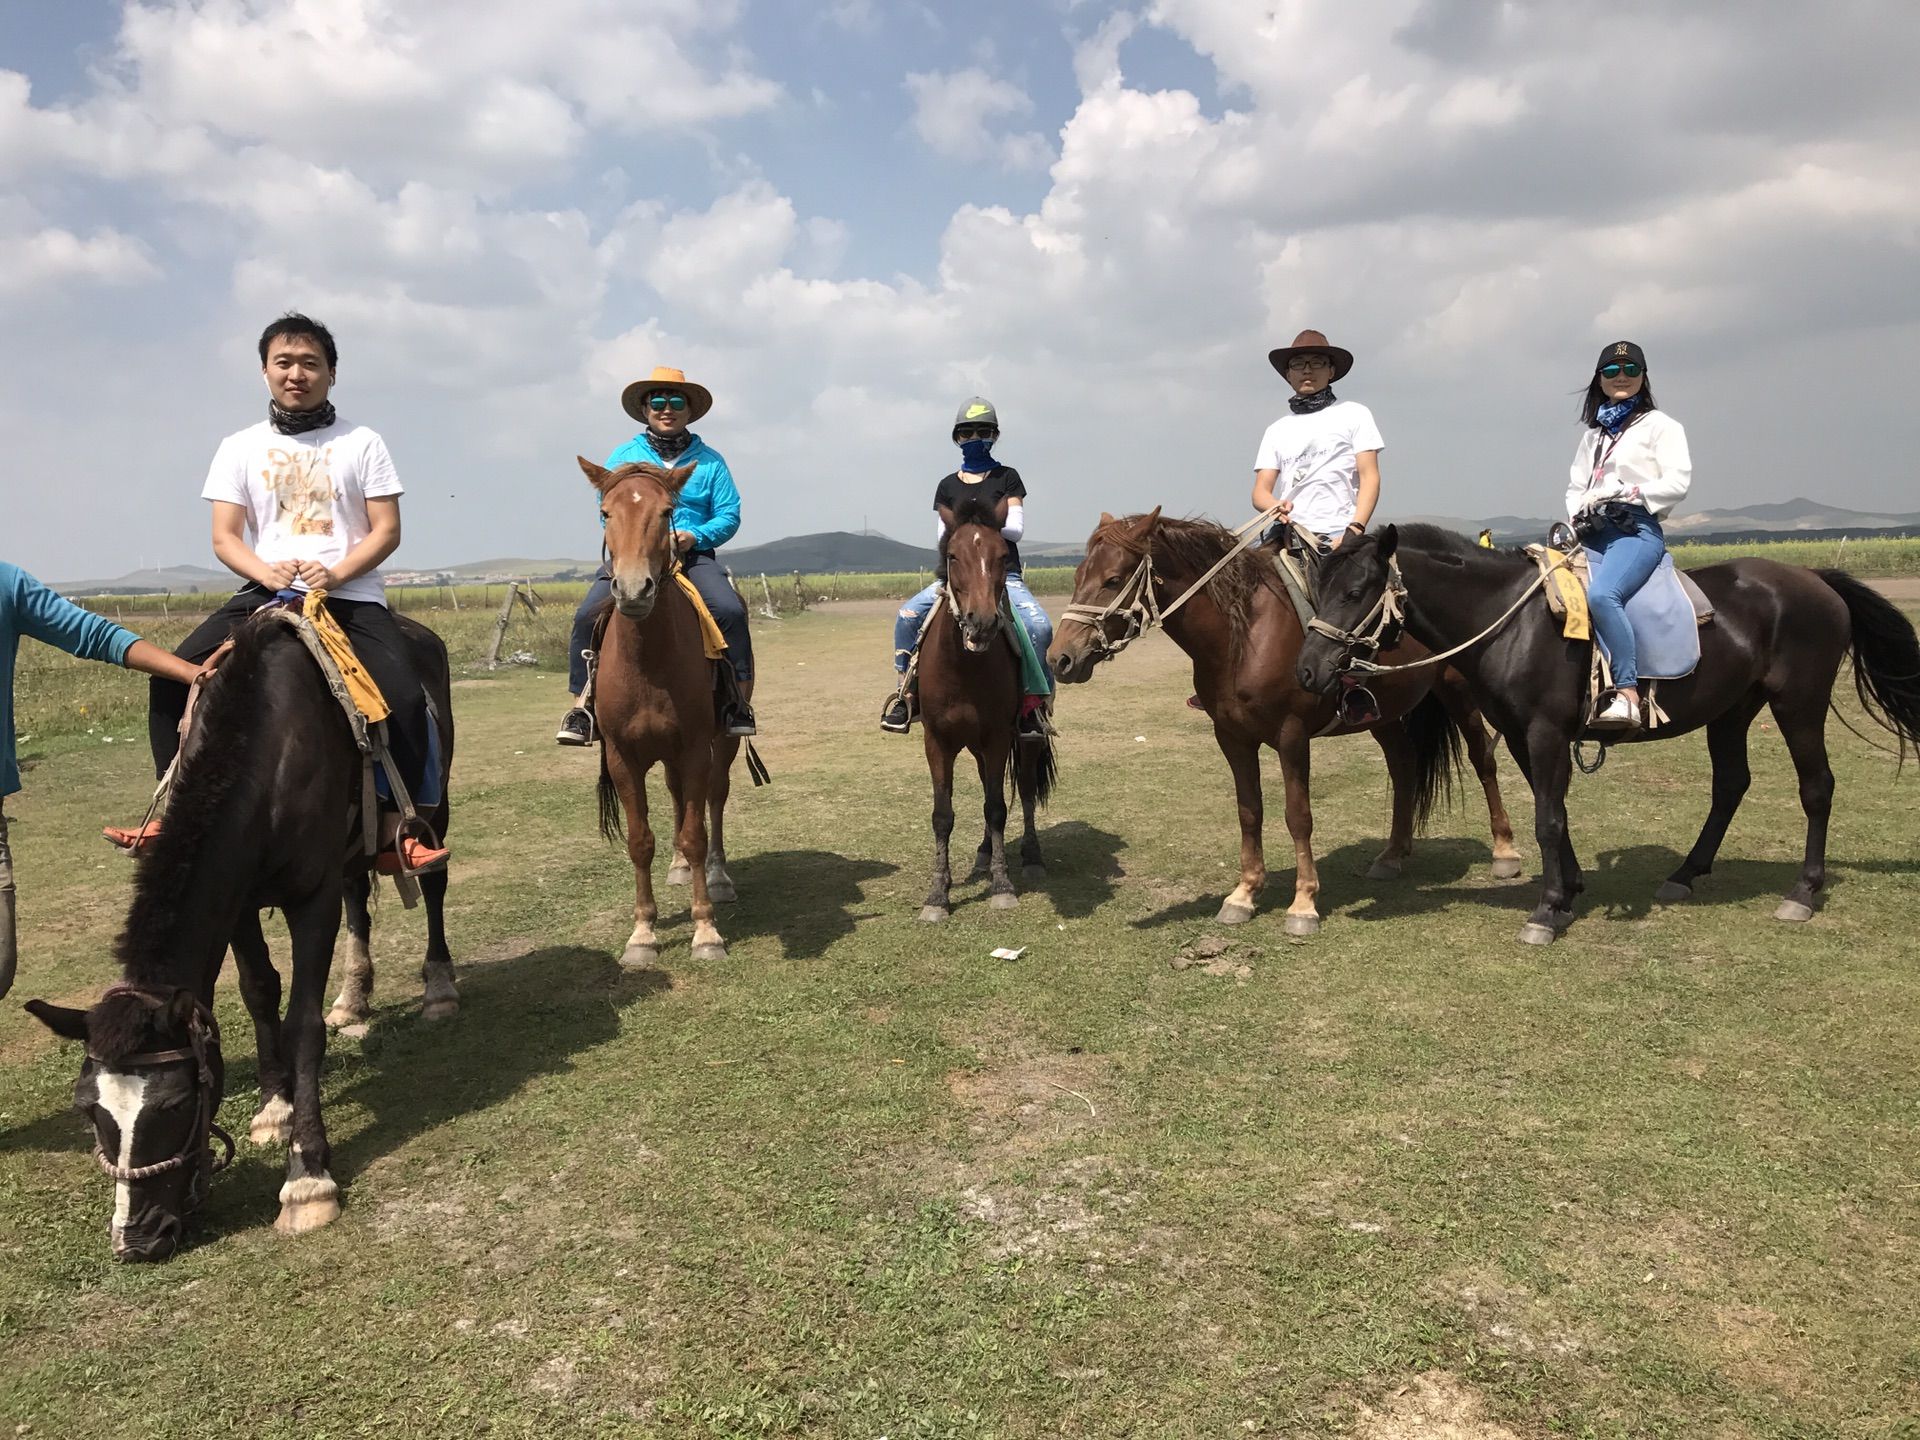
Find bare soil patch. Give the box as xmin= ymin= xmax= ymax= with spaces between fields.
xmin=1350 ymin=1371 xmax=1525 ymax=1439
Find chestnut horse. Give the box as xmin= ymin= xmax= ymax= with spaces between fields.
xmin=579 ymin=458 xmax=744 ymax=966
xmin=1049 ymin=510 xmax=1521 ymax=934
xmin=916 ymin=496 xmax=1058 ymax=920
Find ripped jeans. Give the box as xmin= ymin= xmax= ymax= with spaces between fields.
xmin=894 ymin=575 xmax=1054 ymax=692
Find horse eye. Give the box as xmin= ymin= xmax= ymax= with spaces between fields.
xmin=1344 ymin=587 xmax=1365 ymax=602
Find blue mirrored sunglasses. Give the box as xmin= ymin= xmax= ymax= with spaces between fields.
xmin=647 ymin=393 xmax=690 ymax=413
xmin=1599 ymin=362 xmax=1642 ymax=379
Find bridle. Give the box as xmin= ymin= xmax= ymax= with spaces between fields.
xmin=88 ymin=985 xmax=235 ymax=1186
xmin=1304 ymin=554 xmax=1410 ymax=669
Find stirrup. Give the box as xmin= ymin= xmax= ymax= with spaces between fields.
xmin=376 ymin=817 xmax=448 ymax=876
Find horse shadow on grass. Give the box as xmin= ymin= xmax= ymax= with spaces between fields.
xmin=687 ymin=849 xmax=898 ymax=960
xmin=1012 ymin=820 xmax=1125 ymax=919
xmin=197 ymin=943 xmax=666 ymax=1238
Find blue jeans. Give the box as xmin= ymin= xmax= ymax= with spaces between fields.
xmin=1585 ymin=507 xmax=1665 ymax=691
xmin=894 ymin=576 xmax=1053 ymax=690
xmin=567 ymin=551 xmax=753 ymax=694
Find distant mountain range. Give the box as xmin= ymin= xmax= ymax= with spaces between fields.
xmin=51 ymin=499 xmax=1920 ymax=594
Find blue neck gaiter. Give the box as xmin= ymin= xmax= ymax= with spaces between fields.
xmin=1596 ymin=399 xmax=1639 ymax=435
xmin=958 ymin=438 xmax=996 ymax=470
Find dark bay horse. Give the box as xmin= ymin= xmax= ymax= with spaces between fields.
xmin=1049 ymin=510 xmax=1521 ymax=934
xmin=579 ymin=457 xmax=739 ymax=966
xmin=916 ymin=496 xmax=1058 ymax=920
xmin=1296 ymin=524 xmax=1920 ymax=943
xmin=26 ymin=610 xmax=456 ymax=1257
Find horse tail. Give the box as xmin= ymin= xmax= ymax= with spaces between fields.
xmin=597 ymin=746 xmax=625 ymax=841
xmin=1019 ymin=727 xmax=1059 ymax=810
xmin=1818 ymin=568 xmax=1920 ymax=763
xmin=1402 ymin=689 xmax=1465 ymax=830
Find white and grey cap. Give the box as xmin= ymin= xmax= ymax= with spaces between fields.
xmin=953 ymin=397 xmax=999 ymax=432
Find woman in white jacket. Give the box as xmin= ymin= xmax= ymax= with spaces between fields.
xmin=1566 ymin=340 xmax=1692 ymax=730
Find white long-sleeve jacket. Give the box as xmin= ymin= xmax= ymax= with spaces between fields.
xmin=1565 ymin=410 xmax=1692 ymax=521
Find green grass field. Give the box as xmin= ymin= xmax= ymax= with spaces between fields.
xmin=3 ymin=594 xmax=1917 ymax=1437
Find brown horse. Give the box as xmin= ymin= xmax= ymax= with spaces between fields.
xmin=1048 ymin=510 xmax=1521 ymax=934
xmin=578 ymin=458 xmax=737 ymax=966
xmin=916 ymin=495 xmax=1058 ymax=921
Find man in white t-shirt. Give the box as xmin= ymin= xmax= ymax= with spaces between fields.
xmin=110 ymin=313 xmax=446 ymax=871
xmin=1252 ymin=328 xmax=1383 ymax=553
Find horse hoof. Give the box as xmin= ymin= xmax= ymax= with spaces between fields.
xmin=619 ymin=944 xmax=659 ymax=970
xmin=1283 ymin=913 xmax=1321 ymax=937
xmin=666 ymin=864 xmax=692 ymax=886
xmin=1655 ymin=880 xmax=1693 ymax=903
xmin=708 ymin=881 xmax=737 ymax=904
xmin=274 ymin=1177 xmax=341 ymax=1236
xmin=1364 ymin=860 xmax=1403 ymax=881
xmin=1490 ymin=856 xmax=1525 ymax=880
xmin=1216 ymin=902 xmax=1255 ymax=926
xmin=249 ymin=1096 xmax=292 ymax=1146
xmin=421 ymin=998 xmax=458 ymax=1022
xmin=324 ymin=1001 xmax=368 ymax=1029
xmin=691 ymin=942 xmax=729 ymax=962
xmin=1517 ymin=922 xmax=1557 ymax=946
xmin=919 ymin=906 xmax=949 ymax=924
xmin=1774 ymin=899 xmax=1814 ymax=923
xmin=989 ymin=891 xmax=1019 ymax=911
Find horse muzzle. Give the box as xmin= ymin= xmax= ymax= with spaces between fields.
xmin=957 ymin=612 xmax=1001 ymax=652
xmin=611 ymin=576 xmax=658 ymax=619
xmin=112 ymin=1208 xmax=185 ymax=1263
xmin=1048 ymin=638 xmax=1099 ymax=685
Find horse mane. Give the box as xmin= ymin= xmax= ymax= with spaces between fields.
xmin=1096 ymin=513 xmax=1279 ymax=646
xmin=609 ymin=461 xmax=680 ymax=486
xmin=113 ymin=617 xmax=286 ymax=987
xmin=948 ymin=494 xmax=1002 ymax=531
xmin=1392 ymin=522 xmax=1537 ymax=574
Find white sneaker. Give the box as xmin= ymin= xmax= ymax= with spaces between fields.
xmin=1590 ymin=692 xmax=1642 ymax=732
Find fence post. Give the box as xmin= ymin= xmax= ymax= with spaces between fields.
xmin=758 ymin=573 xmax=779 ymax=621
xmin=485 ymin=581 xmax=521 ymax=670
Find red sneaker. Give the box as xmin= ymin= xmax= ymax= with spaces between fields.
xmin=375 ymin=833 xmax=449 ymax=876
xmin=103 ymin=820 xmax=163 ymax=852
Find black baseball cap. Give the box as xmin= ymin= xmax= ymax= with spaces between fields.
xmin=1594 ymin=340 xmax=1647 ymax=372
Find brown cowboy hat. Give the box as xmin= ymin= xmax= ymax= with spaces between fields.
xmin=1267 ymin=329 xmax=1354 ymax=382
xmin=620 ymin=365 xmax=714 ymax=424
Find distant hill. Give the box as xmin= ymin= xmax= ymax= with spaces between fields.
xmin=1398 ymin=496 xmax=1920 ymax=544
xmin=55 ymin=564 xmax=231 ymax=596
xmin=723 ymin=531 xmax=936 ymax=573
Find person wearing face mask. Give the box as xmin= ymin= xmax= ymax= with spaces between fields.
xmin=555 ymin=366 xmax=756 ymax=743
xmin=1252 ymin=329 xmax=1383 ymax=554
xmin=880 ymin=397 xmax=1053 ymax=739
xmin=1566 ymin=340 xmax=1692 ymax=732
xmin=102 ymin=311 xmax=447 ymax=873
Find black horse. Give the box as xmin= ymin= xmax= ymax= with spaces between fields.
xmin=25 ymin=610 xmax=455 ymax=1259
xmin=1297 ymin=525 xmax=1920 ymax=944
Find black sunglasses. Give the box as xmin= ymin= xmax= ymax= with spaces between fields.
xmin=954 ymin=424 xmax=997 ymax=440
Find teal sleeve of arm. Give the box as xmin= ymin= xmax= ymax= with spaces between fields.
xmin=688 ymin=460 xmax=741 ymax=549
xmin=9 ymin=567 xmax=136 ymax=665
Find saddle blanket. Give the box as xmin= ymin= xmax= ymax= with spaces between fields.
xmin=1603 ymin=552 xmax=1703 ymax=681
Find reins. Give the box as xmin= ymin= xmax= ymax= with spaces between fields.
xmin=88 ymin=985 xmax=235 ymax=1185
xmin=1321 ymin=549 xmax=1572 ymax=677
xmin=1059 ymin=505 xmax=1297 ymax=659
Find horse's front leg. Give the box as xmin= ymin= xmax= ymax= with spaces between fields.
xmin=275 ymin=886 xmax=345 ymax=1236
xmin=1214 ymin=728 xmax=1265 ymax=924
xmin=1518 ymin=723 xmax=1580 ymax=945
xmin=1769 ymin=696 xmax=1835 ymax=923
xmin=232 ymin=910 xmax=291 ymax=1146
xmin=610 ymin=749 xmax=659 ymax=969
xmin=977 ymin=741 xmax=1016 ymax=910
xmin=1365 ymin=720 xmax=1418 ymax=880
xmin=1274 ymin=719 xmax=1322 ymax=936
xmin=921 ymin=737 xmax=957 ymax=922
xmin=673 ymin=754 xmax=727 ymax=961
xmin=325 ymin=869 xmax=375 ymax=1029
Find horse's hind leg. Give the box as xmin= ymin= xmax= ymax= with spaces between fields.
xmin=1016 ymin=744 xmax=1045 ymax=879
xmin=1440 ymin=675 xmax=1523 ymax=879
xmin=1769 ymin=697 xmax=1835 ymax=922
xmin=276 ymin=886 xmax=345 ymax=1236
xmin=418 ymin=866 xmax=457 ymax=1020
xmin=233 ymin=910 xmax=292 ymax=1146
xmin=325 ymin=870 xmax=375 ymax=1029
xmin=921 ymin=739 xmax=957 ymax=922
xmin=976 ymin=742 xmax=1017 ymax=909
xmin=1365 ymin=722 xmax=1417 ymax=880
xmin=1658 ymin=699 xmax=1764 ymax=904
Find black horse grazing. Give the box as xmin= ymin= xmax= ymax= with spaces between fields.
xmin=26 ymin=610 xmax=455 ymax=1259
xmin=1296 ymin=525 xmax=1920 ymax=944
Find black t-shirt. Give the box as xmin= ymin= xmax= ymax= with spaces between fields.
xmin=934 ymin=466 xmax=1026 ymax=579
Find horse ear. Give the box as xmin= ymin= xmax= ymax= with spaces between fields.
xmin=1129 ymin=506 xmax=1162 ymax=542
xmin=1378 ymin=524 xmax=1398 ymax=560
xmin=662 ymin=464 xmax=697 ymax=498
xmin=1098 ymin=511 xmax=1114 ymax=528
xmin=577 ymin=456 xmax=611 ymax=489
xmin=24 ymin=998 xmax=90 ymax=1041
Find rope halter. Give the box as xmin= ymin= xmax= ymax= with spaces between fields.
xmin=88 ymin=986 xmax=235 ymax=1187
xmin=1304 ymin=555 xmax=1409 ymax=671
xmin=1057 ymin=549 xmax=1162 ymax=662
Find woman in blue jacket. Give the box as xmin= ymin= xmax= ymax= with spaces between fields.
xmin=1 ymin=562 xmax=205 ymax=997
xmin=556 ymin=366 xmax=756 ymax=742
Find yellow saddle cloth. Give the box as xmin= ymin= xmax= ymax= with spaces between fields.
xmin=675 ymin=571 xmax=729 ymax=662
xmin=302 ymin=590 xmax=391 ymax=722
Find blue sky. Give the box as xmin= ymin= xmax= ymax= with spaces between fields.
xmin=3 ymin=0 xmax=1919 ymax=583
